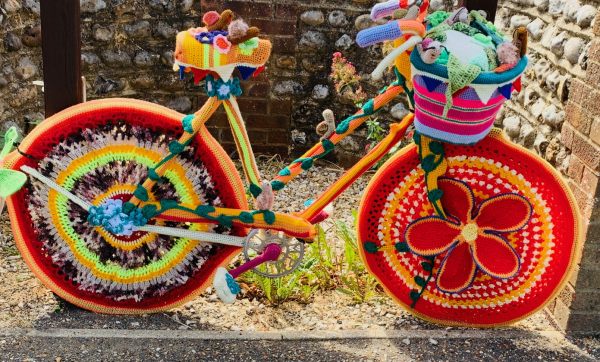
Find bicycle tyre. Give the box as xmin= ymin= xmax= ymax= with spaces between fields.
xmin=357 ymin=128 xmax=580 ymax=327
xmin=4 ymin=98 xmax=248 ymax=314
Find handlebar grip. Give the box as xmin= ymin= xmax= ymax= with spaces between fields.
xmin=371 ymin=0 xmax=409 ymax=21
xmin=356 ymin=21 xmax=403 ymax=48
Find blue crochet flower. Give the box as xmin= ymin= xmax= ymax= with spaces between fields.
xmin=205 ymin=75 xmax=242 ymax=100
xmin=87 ymin=199 xmax=148 ymax=237
xmin=194 ymin=30 xmax=228 ymax=44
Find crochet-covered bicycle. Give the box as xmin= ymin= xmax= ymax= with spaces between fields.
xmin=1 ymin=1 xmax=580 ymax=327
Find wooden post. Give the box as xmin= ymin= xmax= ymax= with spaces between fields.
xmin=461 ymin=0 xmax=499 ymax=22
xmin=40 ymin=0 xmax=83 ymax=117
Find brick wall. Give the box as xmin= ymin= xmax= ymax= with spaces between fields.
xmin=559 ymin=11 xmax=600 ymax=334
xmin=495 ymin=0 xmax=600 ymax=333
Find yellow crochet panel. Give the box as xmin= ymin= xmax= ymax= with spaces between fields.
xmin=174 ymin=30 xmax=272 ymax=73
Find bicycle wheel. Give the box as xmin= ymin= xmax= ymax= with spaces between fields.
xmin=358 ymin=128 xmax=580 ymax=327
xmin=4 ymin=98 xmax=248 ymax=314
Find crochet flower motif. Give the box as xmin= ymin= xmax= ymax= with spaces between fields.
xmin=213 ymin=34 xmax=232 ymax=54
xmin=88 ymin=199 xmax=147 ymax=237
xmin=405 ymin=178 xmax=532 ymax=294
xmin=205 ymin=75 xmax=242 ymax=100
xmin=238 ymin=37 xmax=259 ymax=56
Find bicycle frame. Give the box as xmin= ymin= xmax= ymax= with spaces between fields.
xmin=120 ymin=75 xmax=413 ymax=241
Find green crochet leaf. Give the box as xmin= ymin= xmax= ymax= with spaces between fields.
xmin=271 ymin=180 xmax=285 ymax=191
xmin=0 ymin=169 xmax=26 ymax=198
xmin=249 ymin=183 xmax=263 ymax=197
xmin=321 ymin=139 xmax=334 ymax=153
xmin=278 ymin=168 xmax=291 ymax=177
xmin=141 ymin=204 xmax=158 ymax=219
xmin=409 ymin=290 xmax=420 ymax=302
xmin=0 ymin=127 xmax=19 ymax=160
xmin=395 ymin=241 xmax=410 ymax=253
xmin=364 ymin=242 xmax=379 ymax=254
xmin=414 ymin=276 xmax=428 ymax=288
xmin=263 ymin=210 xmax=276 ymax=225
xmin=428 ymin=189 xmax=444 ymax=202
xmin=421 ymin=261 xmax=434 ymax=272
xmin=429 ymin=141 xmax=444 ymax=155
xmin=421 ymin=155 xmax=437 ymax=172
xmin=195 ymin=205 xmax=216 ymax=215
xmin=159 ymin=199 xmax=179 ymax=211
xmin=239 ymin=211 xmax=254 ymax=224
xmin=301 ymin=158 xmax=314 ymax=170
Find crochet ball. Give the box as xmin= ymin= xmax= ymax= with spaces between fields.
xmin=203 ymin=11 xmax=220 ymax=26
xmin=228 ymin=19 xmax=249 ymax=39
xmin=497 ymin=42 xmax=520 ymax=65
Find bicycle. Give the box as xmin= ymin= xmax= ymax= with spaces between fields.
xmin=1 ymin=1 xmax=580 ymax=327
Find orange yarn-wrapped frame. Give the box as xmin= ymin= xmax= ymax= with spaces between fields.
xmin=358 ymin=128 xmax=581 ymax=327
xmin=4 ymin=99 xmax=248 ymax=314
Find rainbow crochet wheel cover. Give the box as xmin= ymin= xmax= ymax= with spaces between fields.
xmin=358 ymin=129 xmax=580 ymax=327
xmin=4 ymin=99 xmax=247 ymax=314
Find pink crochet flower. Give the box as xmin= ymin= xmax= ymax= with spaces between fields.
xmin=213 ymin=34 xmax=232 ymax=54
xmin=203 ymin=11 xmax=220 ymax=26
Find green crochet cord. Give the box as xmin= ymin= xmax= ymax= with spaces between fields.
xmin=273 ymin=70 xmax=411 ymax=192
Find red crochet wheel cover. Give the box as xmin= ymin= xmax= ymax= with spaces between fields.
xmin=5 ymin=99 xmax=247 ymax=314
xmin=357 ymin=129 xmax=580 ymax=327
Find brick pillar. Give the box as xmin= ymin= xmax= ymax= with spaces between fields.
xmin=199 ymin=0 xmax=297 ymax=156
xmin=557 ymin=12 xmax=600 ymax=333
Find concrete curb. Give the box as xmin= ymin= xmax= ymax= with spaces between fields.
xmin=0 ymin=328 xmax=566 ymax=341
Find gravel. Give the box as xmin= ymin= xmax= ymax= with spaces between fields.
xmin=0 ymin=159 xmax=557 ymax=333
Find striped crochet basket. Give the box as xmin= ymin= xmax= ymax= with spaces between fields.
xmin=410 ymin=51 xmax=527 ymax=145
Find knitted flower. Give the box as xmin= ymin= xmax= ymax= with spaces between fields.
xmin=405 ymin=178 xmax=532 ymax=293
xmin=213 ymin=34 xmax=232 ymax=54
xmin=238 ymin=37 xmax=259 ymax=56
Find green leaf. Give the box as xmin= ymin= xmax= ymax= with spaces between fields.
xmin=428 ymin=189 xmax=444 ymax=202
xmin=239 ymin=212 xmax=254 ymax=224
xmin=421 ymin=261 xmax=433 ymax=272
xmin=249 ymin=183 xmax=262 ymax=197
xmin=409 ymin=290 xmax=420 ymax=301
xmin=413 ymin=132 xmax=421 ymax=144
xmin=321 ymin=139 xmax=335 ymax=152
xmin=278 ymin=168 xmax=291 ymax=177
xmin=195 ymin=205 xmax=215 ymax=216
xmin=414 ymin=276 xmax=428 ymax=287
xmin=217 ymin=215 xmax=233 ymax=228
xmin=141 ymin=204 xmax=158 ymax=219
xmin=421 ymin=155 xmax=437 ymax=172
xmin=395 ymin=242 xmax=410 ymax=253
xmin=429 ymin=141 xmax=444 ymax=155
xmin=364 ymin=242 xmax=379 ymax=254
xmin=271 ymin=180 xmax=285 ymax=191
xmin=301 ymin=158 xmax=314 ymax=170
xmin=159 ymin=199 xmax=178 ymax=211
xmin=263 ymin=210 xmax=276 ymax=225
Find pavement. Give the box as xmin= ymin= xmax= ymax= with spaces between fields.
xmin=0 ymin=327 xmax=598 ymax=361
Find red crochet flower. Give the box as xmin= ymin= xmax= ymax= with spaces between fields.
xmin=405 ymin=178 xmax=532 ymax=293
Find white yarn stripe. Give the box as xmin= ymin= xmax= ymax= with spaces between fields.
xmin=21 ymin=165 xmax=92 ymax=211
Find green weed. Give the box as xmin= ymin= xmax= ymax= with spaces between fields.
xmin=239 ymin=216 xmax=384 ymax=305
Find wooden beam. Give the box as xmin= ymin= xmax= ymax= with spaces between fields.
xmin=40 ymin=0 xmax=82 ymax=117
xmin=461 ymin=0 xmax=499 ymax=22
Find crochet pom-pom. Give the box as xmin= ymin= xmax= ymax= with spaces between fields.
xmin=203 ymin=11 xmax=220 ymax=26
xmin=497 ymin=42 xmax=520 ymax=66
xmin=228 ymin=19 xmax=249 ymax=39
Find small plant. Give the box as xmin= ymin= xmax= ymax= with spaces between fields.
xmin=330 ymin=52 xmax=368 ymax=105
xmin=239 ymin=215 xmax=384 ymax=305
xmin=334 ymin=214 xmax=382 ymax=303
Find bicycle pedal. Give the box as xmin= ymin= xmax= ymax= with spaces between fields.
xmin=213 ymin=267 xmax=240 ymax=304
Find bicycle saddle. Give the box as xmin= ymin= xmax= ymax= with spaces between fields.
xmin=174 ymin=10 xmax=272 ymax=82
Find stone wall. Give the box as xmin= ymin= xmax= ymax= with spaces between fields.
xmin=495 ymin=0 xmax=598 ymax=174
xmin=0 ymin=0 xmax=44 ymax=135
xmin=494 ymin=0 xmax=599 ymax=332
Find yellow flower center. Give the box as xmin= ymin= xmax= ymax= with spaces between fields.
xmin=461 ymin=223 xmax=479 ymax=243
